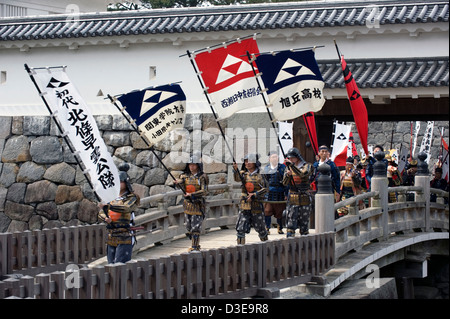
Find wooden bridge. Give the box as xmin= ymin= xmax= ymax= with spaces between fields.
xmin=0 ymin=153 xmax=448 ymax=299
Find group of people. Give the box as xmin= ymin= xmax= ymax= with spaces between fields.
xmin=98 ymin=144 xmax=448 ymax=264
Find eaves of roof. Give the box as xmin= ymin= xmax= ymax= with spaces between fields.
xmin=320 ymin=57 xmax=449 ymax=89
xmin=0 ymin=0 xmax=448 ymax=41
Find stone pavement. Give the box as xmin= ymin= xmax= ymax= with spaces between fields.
xmin=134 ymin=225 xmax=293 ymax=259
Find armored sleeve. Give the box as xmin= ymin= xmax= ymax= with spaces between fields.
xmin=109 ymin=194 xmax=140 ymax=214
xmin=191 ymin=174 xmax=209 ymax=198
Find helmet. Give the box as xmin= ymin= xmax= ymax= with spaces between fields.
xmin=286 ymin=147 xmax=302 ymax=159
xmin=241 ymin=153 xmax=261 ymax=171
xmin=186 ymin=152 xmax=203 ymax=173
xmin=118 ymin=163 xmax=133 ymax=193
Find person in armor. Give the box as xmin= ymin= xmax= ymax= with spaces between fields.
xmin=282 ymin=147 xmax=314 ymax=237
xmin=98 ymin=163 xmax=140 ymax=264
xmin=262 ymin=151 xmax=287 ymax=234
xmin=386 ymin=153 xmax=402 ymax=203
xmin=233 ymin=154 xmax=269 ymax=244
xmin=337 ymin=156 xmax=363 ymax=217
xmin=175 ymin=154 xmax=209 ymax=252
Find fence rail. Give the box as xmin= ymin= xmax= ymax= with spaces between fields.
xmin=0 ymin=233 xmax=334 ymax=299
xmin=0 ymin=224 xmax=107 ymax=278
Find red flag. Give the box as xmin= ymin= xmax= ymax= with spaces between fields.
xmin=192 ymin=38 xmax=262 ymax=119
xmin=303 ymin=112 xmax=318 ymax=155
xmin=441 ymin=135 xmax=449 ymax=152
xmin=340 ymin=55 xmax=369 ymax=156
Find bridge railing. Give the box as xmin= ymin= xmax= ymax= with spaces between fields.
xmin=0 ymin=232 xmax=334 ymax=299
xmin=132 ymin=183 xmax=241 ymax=252
xmin=314 ymin=151 xmax=449 ymax=261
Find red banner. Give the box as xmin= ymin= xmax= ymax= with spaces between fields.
xmin=303 ymin=112 xmax=318 ymax=155
xmin=341 ymin=55 xmax=369 ymax=156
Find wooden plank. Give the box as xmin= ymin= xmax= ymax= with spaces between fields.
xmin=50 ymin=271 xmax=65 ymax=299
xmin=35 ymin=273 xmax=50 ymax=299
xmin=92 ymin=266 xmax=106 ymax=299
xmin=169 ymin=255 xmax=182 ymax=299
xmin=62 ymin=227 xmax=70 ymax=264
xmin=20 ymin=275 xmax=35 ymax=299
xmin=79 ymin=267 xmax=93 ymax=299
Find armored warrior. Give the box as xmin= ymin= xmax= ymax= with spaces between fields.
xmin=175 ymin=154 xmax=208 ymax=251
xmin=98 ymin=163 xmax=140 ymax=264
xmin=233 ymin=154 xmax=268 ymax=244
xmin=282 ymin=147 xmax=314 ymax=237
xmin=262 ymin=151 xmax=288 ymax=234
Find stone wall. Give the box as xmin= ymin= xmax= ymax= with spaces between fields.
xmin=0 ymin=114 xmax=229 ymax=233
xmin=0 ymin=115 xmax=447 ymax=233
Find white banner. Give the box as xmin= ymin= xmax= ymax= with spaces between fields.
xmin=331 ymin=122 xmax=352 ymax=166
xmin=412 ymin=121 xmax=420 ymax=158
xmin=398 ymin=146 xmax=409 ymax=174
xmin=278 ymin=121 xmax=293 ymax=162
xmin=442 ymin=149 xmax=449 ymax=181
xmin=389 ymin=149 xmax=399 ymax=164
xmin=419 ymin=121 xmax=434 ymax=163
xmin=31 ymin=67 xmax=120 ymax=203
xmin=116 ymin=84 xmax=186 ymax=146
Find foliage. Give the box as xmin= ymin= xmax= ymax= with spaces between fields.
xmin=108 ymin=0 xmax=307 ymax=10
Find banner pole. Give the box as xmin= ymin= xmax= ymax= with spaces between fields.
xmin=179 ymin=33 xmax=259 ymax=57
xmin=24 ymin=63 xmax=102 ymax=202
xmin=185 ymin=50 xmax=237 ymax=163
xmin=245 ymin=51 xmax=286 ymax=158
xmin=186 ymin=49 xmax=251 ymax=195
xmin=107 ymin=94 xmax=186 ymax=194
xmin=333 ymin=39 xmax=342 ymax=60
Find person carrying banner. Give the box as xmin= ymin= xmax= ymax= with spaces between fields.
xmin=98 ymin=163 xmax=140 ymax=264
xmin=311 ymin=145 xmax=341 ymax=201
xmin=174 ymin=154 xmax=209 ymax=252
xmin=337 ymin=157 xmax=363 ymax=217
xmin=262 ymin=151 xmax=288 ymax=235
xmin=233 ymin=154 xmax=269 ymax=244
xmin=282 ymin=147 xmax=314 ymax=237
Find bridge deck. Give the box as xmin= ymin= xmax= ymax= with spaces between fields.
xmin=135 ymin=226 xmax=300 ymax=259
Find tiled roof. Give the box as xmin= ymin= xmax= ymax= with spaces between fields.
xmin=0 ymin=0 xmax=448 ymax=41
xmin=320 ymin=57 xmax=449 ymax=89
